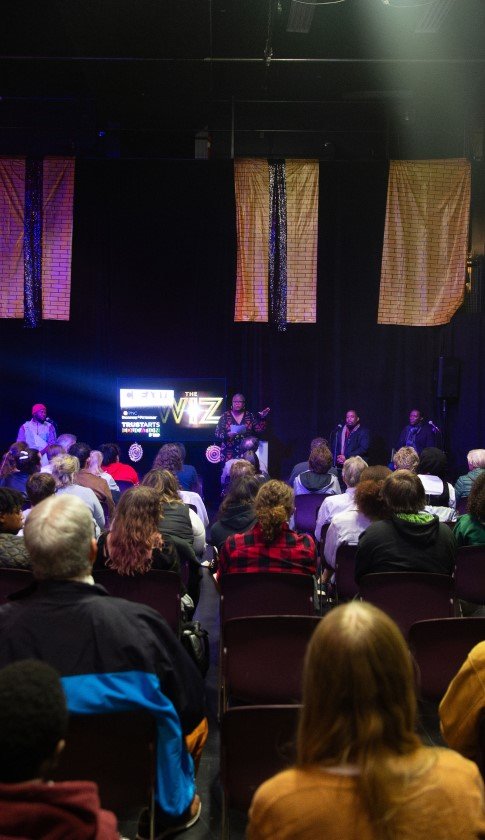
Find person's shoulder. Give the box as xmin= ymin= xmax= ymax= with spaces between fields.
xmin=431 ymin=746 xmax=483 ymax=782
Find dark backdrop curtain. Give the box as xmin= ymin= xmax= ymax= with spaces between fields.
xmin=0 ymin=158 xmax=482 ymax=491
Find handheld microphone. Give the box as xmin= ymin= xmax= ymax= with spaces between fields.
xmin=336 ymin=423 xmax=343 ymax=430
xmin=428 ymin=420 xmax=441 ymax=433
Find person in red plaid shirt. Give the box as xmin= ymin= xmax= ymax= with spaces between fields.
xmin=217 ymin=480 xmax=317 ymax=580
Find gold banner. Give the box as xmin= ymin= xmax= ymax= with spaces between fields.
xmin=378 ymin=159 xmax=471 ymax=326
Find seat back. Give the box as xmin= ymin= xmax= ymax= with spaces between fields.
xmin=359 ymin=572 xmax=454 ymax=639
xmin=409 ymin=617 xmax=485 ymax=702
xmin=54 ymin=710 xmax=155 ymax=816
xmin=294 ymin=493 xmax=323 ymax=533
xmin=220 ymin=573 xmax=315 ymax=624
xmin=0 ymin=567 xmax=34 ymax=603
xmin=93 ymin=568 xmax=181 ymax=634
xmin=456 ymin=497 xmax=469 ymax=516
xmin=222 ymin=615 xmax=320 ymax=708
xmin=220 ymin=704 xmax=301 ymax=834
xmin=454 ymin=545 xmax=485 ymax=604
xmin=335 ymin=543 xmax=358 ymax=602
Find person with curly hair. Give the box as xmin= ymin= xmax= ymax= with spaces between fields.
xmin=217 ymin=479 xmax=317 ymax=580
xmin=453 ymin=472 xmax=485 ymax=546
xmin=392 ymin=446 xmax=420 ymax=472
xmin=247 ymin=602 xmax=485 ymax=840
xmin=152 ymin=443 xmax=183 ymax=475
xmin=0 ymin=442 xmax=29 ymax=482
xmin=95 ymin=485 xmax=181 ymax=577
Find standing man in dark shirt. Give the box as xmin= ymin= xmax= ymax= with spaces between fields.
xmin=397 ymin=409 xmax=435 ymax=455
xmin=336 ymin=410 xmax=370 ymax=466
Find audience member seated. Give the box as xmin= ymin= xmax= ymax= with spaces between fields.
xmin=85 ymin=449 xmax=120 ymax=495
xmin=394 ymin=445 xmax=455 ymax=522
xmin=454 ymin=472 xmax=485 ymax=546
xmin=210 ymin=475 xmax=259 ymax=550
xmin=22 ymin=472 xmax=57 ymax=526
xmin=142 ymin=469 xmax=206 ymax=556
xmin=418 ymin=447 xmax=456 ymax=521
xmin=324 ymin=466 xmax=391 ymax=572
xmin=455 ymin=449 xmax=485 ymax=506
xmin=51 ymin=454 xmax=105 ymax=535
xmin=287 ymin=436 xmax=329 ymax=486
xmin=56 ymin=433 xmax=77 ymax=451
xmin=0 ymin=659 xmax=119 ymax=839
xmin=1 ymin=448 xmax=41 ymax=500
xmin=355 ymin=470 xmax=456 ymax=583
xmin=151 ymin=443 xmax=209 ymax=525
xmin=392 ymin=445 xmax=420 ymax=472
xmin=0 ymin=494 xmax=207 ymax=838
xmin=220 ymin=457 xmax=256 ymax=493
xmin=174 ymin=443 xmax=202 ymax=494
xmin=0 ymin=488 xmax=30 ymax=569
xmin=293 ymin=443 xmax=340 ymax=497
xmin=217 ymin=480 xmax=317 ymax=580
xmin=315 ymin=456 xmax=368 ymax=541
xmin=95 ymin=486 xmax=181 ymax=577
xmin=68 ymin=442 xmax=115 ymax=523
xmin=440 ymin=640 xmax=485 ymax=763
xmin=40 ymin=443 xmax=64 ymax=474
xmin=247 ymin=601 xmax=485 ymax=840
xmin=100 ymin=442 xmax=139 ymax=485
xmin=0 ymin=442 xmax=29 ymax=486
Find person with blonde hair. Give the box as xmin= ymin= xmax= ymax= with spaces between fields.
xmin=392 ymin=445 xmax=420 ymax=472
xmin=51 ymin=454 xmax=105 ymax=533
xmin=217 ymin=479 xmax=317 ymax=580
xmin=247 ymin=601 xmax=485 ymax=840
xmin=85 ymin=449 xmax=120 ymax=495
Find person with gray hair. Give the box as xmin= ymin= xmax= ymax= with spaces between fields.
xmin=315 ymin=456 xmax=368 ymax=541
xmin=455 ymin=449 xmax=485 ymax=505
xmin=0 ymin=493 xmax=207 ymax=839
xmin=55 ymin=433 xmax=77 ymax=452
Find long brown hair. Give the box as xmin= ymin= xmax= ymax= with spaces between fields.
xmin=141 ymin=469 xmax=183 ymax=506
xmin=106 ymin=486 xmax=162 ymax=575
xmin=297 ymin=602 xmax=432 ymax=840
xmin=255 ymin=479 xmax=293 ymax=544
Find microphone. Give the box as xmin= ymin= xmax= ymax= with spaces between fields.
xmin=336 ymin=423 xmax=343 ymax=430
xmin=428 ymin=420 xmax=441 ymax=433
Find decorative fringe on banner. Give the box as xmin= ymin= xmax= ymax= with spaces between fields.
xmin=234 ymin=158 xmax=318 ymax=325
xmin=268 ymin=160 xmax=288 ymax=332
xmin=378 ymin=159 xmax=471 ymax=327
xmin=24 ymin=158 xmax=43 ymax=329
xmin=0 ymin=157 xmax=75 ymax=324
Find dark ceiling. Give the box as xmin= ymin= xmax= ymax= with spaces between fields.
xmin=1 ymin=0 xmax=485 ymax=159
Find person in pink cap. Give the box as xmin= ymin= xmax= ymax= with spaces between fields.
xmin=17 ymin=404 xmax=56 ymax=466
